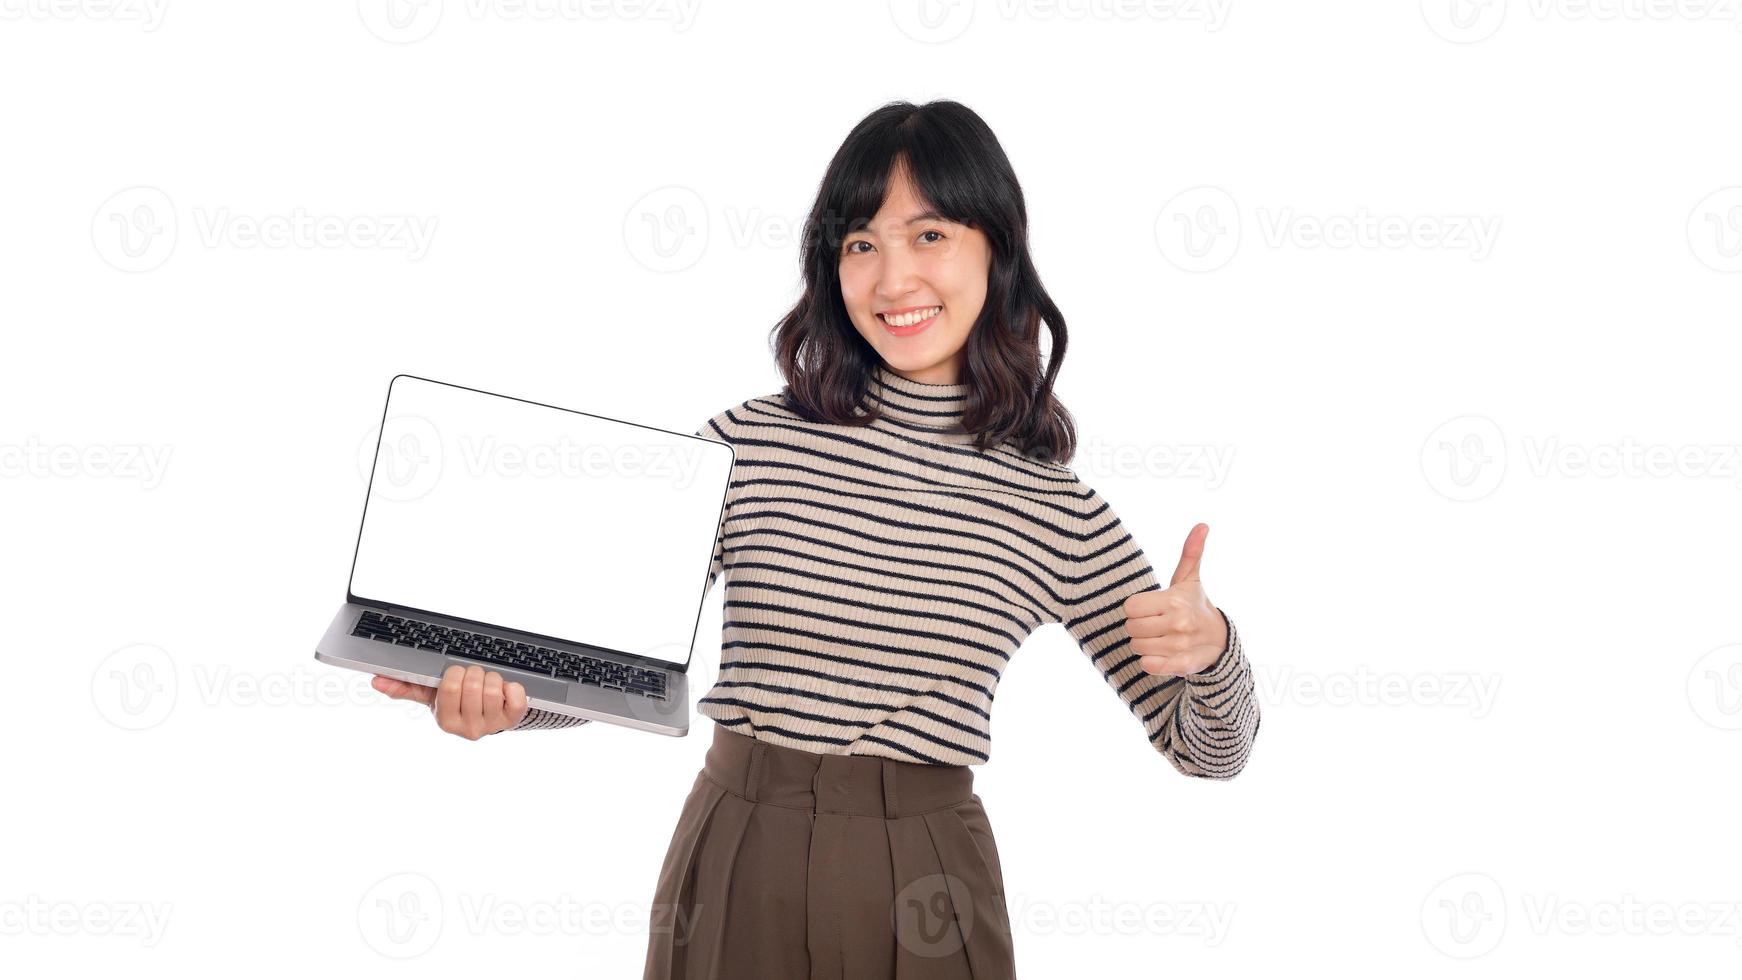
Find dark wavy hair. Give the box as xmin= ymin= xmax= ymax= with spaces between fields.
xmin=770 ymin=99 xmax=1078 ymax=464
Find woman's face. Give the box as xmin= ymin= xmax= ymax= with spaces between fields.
xmin=837 ymin=165 xmax=990 ymax=385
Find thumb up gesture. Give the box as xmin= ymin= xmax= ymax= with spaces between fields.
xmin=1121 ymin=523 xmax=1231 ymax=676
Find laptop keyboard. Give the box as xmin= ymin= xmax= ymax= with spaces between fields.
xmin=352 ymin=610 xmax=668 ymax=700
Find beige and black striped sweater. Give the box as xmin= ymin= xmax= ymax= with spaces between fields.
xmin=511 ymin=365 xmax=1259 ymax=779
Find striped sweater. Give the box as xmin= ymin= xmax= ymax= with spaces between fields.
xmin=511 ymin=365 xmax=1259 ymax=779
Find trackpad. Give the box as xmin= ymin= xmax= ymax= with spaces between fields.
xmin=506 ymin=676 xmax=565 ymax=701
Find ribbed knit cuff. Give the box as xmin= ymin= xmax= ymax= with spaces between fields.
xmin=1184 ymin=607 xmax=1239 ymax=683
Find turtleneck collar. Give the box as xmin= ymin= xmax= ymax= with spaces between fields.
xmin=866 ymin=362 xmax=970 ymax=430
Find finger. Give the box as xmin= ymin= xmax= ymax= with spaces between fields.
xmin=1169 ymin=523 xmax=1208 ymax=587
xmin=504 ymin=682 xmax=529 ymax=728
xmin=1139 ymin=653 xmax=1193 ymax=676
xmin=461 ymin=665 xmax=485 ymax=733
xmin=481 ymin=671 xmax=508 ymax=733
xmin=372 ymin=675 xmax=435 ymax=706
xmin=436 ymin=664 xmax=466 ymax=731
xmin=1124 ymin=607 xmax=1191 ymax=639
xmin=1131 ymin=632 xmax=1194 ymax=657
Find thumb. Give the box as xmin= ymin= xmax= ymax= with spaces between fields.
xmin=1169 ymin=523 xmax=1208 ymax=586
xmin=373 ymin=674 xmax=435 ymax=706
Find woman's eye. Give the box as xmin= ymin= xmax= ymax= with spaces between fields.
xmin=919 ymin=230 xmax=944 ymax=244
xmin=844 ymin=240 xmax=872 ymax=255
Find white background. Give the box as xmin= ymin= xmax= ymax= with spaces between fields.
xmin=4 ymin=1 xmax=1740 ymax=976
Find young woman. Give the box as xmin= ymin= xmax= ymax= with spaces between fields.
xmin=374 ymin=99 xmax=1260 ymax=979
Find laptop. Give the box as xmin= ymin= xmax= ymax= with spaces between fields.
xmin=313 ymin=374 xmax=734 ymax=736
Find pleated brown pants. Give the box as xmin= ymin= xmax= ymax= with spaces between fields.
xmin=642 ymin=724 xmax=1017 ymax=979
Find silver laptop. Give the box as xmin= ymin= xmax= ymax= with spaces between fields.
xmin=314 ymin=374 xmax=734 ymax=736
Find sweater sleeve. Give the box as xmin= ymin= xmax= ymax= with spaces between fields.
xmin=695 ymin=419 xmax=731 ymax=592
xmin=1054 ymin=483 xmax=1259 ymax=779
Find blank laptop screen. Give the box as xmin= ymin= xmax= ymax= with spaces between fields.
xmin=348 ymin=375 xmax=733 ymax=668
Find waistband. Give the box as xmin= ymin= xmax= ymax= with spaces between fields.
xmin=701 ymin=725 xmax=974 ymax=819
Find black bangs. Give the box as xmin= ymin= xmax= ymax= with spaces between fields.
xmin=811 ymin=103 xmax=1015 ymax=257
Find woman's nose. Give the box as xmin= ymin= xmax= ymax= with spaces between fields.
xmin=876 ymin=246 xmax=920 ymax=298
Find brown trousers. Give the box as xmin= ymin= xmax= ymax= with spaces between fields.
xmin=643 ymin=725 xmax=1017 ymax=979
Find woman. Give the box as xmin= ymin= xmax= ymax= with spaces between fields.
xmin=374 ymin=99 xmax=1260 ymax=979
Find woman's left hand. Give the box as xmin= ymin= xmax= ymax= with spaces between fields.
xmin=1121 ymin=522 xmax=1230 ymax=676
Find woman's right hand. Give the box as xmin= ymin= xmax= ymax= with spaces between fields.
xmin=372 ymin=664 xmax=530 ymax=740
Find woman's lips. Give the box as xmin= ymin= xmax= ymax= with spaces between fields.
xmin=879 ymin=306 xmax=940 ymax=337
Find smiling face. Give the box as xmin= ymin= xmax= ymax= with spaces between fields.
xmin=837 ymin=161 xmax=991 ymax=385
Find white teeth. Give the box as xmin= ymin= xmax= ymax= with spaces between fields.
xmin=881 ymin=306 xmax=941 ymax=327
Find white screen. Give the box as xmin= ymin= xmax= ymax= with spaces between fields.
xmin=348 ymin=376 xmax=733 ymax=667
